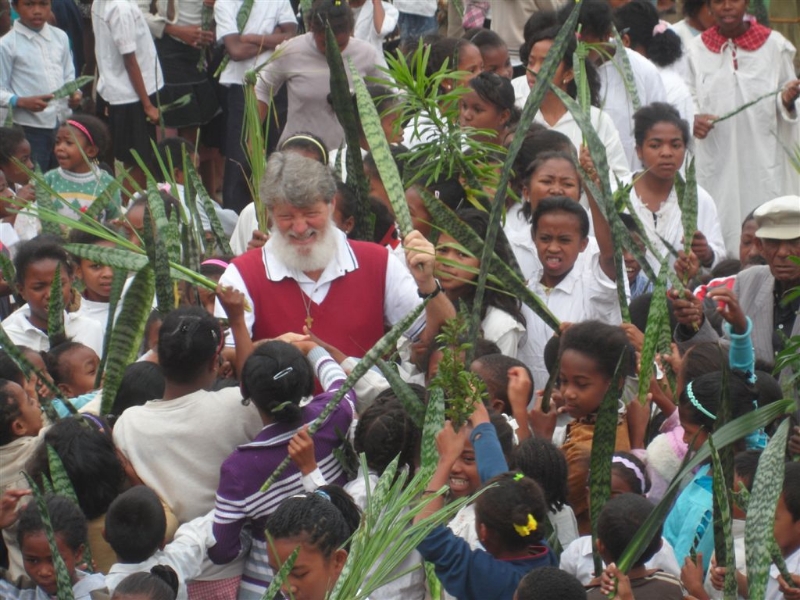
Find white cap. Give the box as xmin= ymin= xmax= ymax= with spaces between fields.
xmin=754 ymin=195 xmax=800 ymax=240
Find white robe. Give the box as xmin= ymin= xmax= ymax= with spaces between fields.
xmin=686 ymin=31 xmax=800 ymax=255
xmin=658 ymin=64 xmax=696 ymax=127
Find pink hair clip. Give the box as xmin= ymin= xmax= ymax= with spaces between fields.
xmin=652 ymin=20 xmax=669 ymax=36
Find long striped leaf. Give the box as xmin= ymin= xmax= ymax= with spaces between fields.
xmin=420 ymin=386 xmax=445 ymax=478
xmin=95 ymin=269 xmax=125 ymax=402
xmin=259 ymin=300 xmax=429 ymax=492
xmin=0 ymin=251 xmax=21 ymax=306
xmin=50 ymin=76 xmax=94 ymax=99
xmin=375 ymin=358 xmax=426 ymax=428
xmin=143 ymin=182 xmax=175 ymax=315
xmin=677 ymin=158 xmax=697 ymax=256
xmin=746 ymin=418 xmax=791 ymax=599
xmin=23 ymin=473 xmax=75 ymax=600
xmin=468 ymin=0 xmax=581 ymax=355
xmin=350 ymin=64 xmax=412 ymax=237
xmin=0 ymin=324 xmax=63 ymax=411
xmin=707 ymin=434 xmax=737 ymax=599
xmin=611 ymin=27 xmax=641 ymax=110
xmin=637 ymin=256 xmax=669 ymax=404
xmin=47 ymin=263 xmax=65 ymax=347
xmin=242 ymin=77 xmax=268 ymax=235
xmin=100 ymin=267 xmax=155 ymax=415
xmin=185 ymin=160 xmax=233 ymax=256
xmin=35 ymin=165 xmax=62 ymax=238
xmin=63 ymin=245 xmax=148 ymax=273
xmin=262 ymin=538 xmax=300 ymax=600
xmin=590 ymin=351 xmax=626 ymax=575
xmin=617 ymin=399 xmax=795 ymax=573
xmin=179 ymin=148 xmax=208 ymax=257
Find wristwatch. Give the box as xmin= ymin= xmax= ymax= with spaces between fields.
xmin=418 ymin=278 xmax=443 ymax=300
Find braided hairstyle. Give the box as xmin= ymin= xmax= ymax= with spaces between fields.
xmin=511 ymin=438 xmax=569 ymax=512
xmin=114 ymin=566 xmax=179 ymax=600
xmin=157 ymin=307 xmax=223 ymax=385
xmin=266 ymin=485 xmax=361 ymax=557
xmin=240 ymin=341 xmax=314 ymax=423
xmin=353 ymin=396 xmax=420 ymax=480
xmin=680 ymin=370 xmax=756 ymax=431
xmin=474 ymin=472 xmax=548 ymax=552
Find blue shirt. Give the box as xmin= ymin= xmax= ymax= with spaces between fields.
xmin=663 ymin=465 xmax=714 ymax=574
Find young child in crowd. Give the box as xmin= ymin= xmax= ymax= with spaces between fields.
xmin=515 ymin=567 xmax=587 ymax=600
xmin=111 ymin=567 xmax=179 ymax=600
xmin=0 ymin=127 xmax=39 ymax=242
xmin=618 ymin=213 xmax=652 ymax=299
xmin=265 ymin=486 xmax=361 ymax=600
xmin=559 ymin=452 xmax=680 ymax=584
xmin=435 ymin=209 xmax=526 ymax=357
xmin=1 ymin=235 xmax=104 ymax=354
xmin=70 ymin=229 xmax=115 ymax=330
xmin=529 ymin=321 xmax=632 ymax=534
xmin=0 ymin=0 xmax=80 ymax=170
xmin=44 ymin=341 xmax=101 ymax=416
xmin=208 ymin=338 xmax=355 ymax=599
xmin=470 ymin=354 xmax=534 ymax=442
xmin=458 ymin=72 xmax=518 ymax=145
xmin=464 ymin=29 xmax=513 ymax=80
xmin=16 ymin=494 xmax=108 ymax=598
xmin=586 ymin=494 xmax=683 ymax=599
xmin=104 ymin=486 xmax=213 ymax=599
xmin=42 ymin=115 xmax=121 ymax=220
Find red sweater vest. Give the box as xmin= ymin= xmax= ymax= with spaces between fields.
xmin=232 ymin=240 xmax=388 ymax=358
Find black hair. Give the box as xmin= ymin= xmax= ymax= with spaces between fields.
xmin=240 ymin=340 xmax=313 ymax=423
xmin=783 ymin=462 xmax=800 ymax=522
xmin=612 ymin=451 xmax=651 ymax=495
xmin=113 ymin=566 xmax=179 ymax=600
xmin=27 ymin=416 xmax=125 ymax=519
xmin=521 ymin=24 xmax=602 ymax=107
xmin=368 ymin=196 xmax=398 ymax=245
xmin=444 ymin=208 xmax=526 ymax=327
xmin=543 ymin=333 xmax=560 ymax=375
xmin=105 ymin=486 xmax=167 ymax=563
xmin=683 ymin=0 xmax=706 ymax=19
xmin=559 ymin=320 xmax=635 ymax=381
xmin=68 ymin=228 xmax=107 ymax=248
xmin=560 ymin=0 xmax=613 ymax=39
xmin=490 ymin=412 xmax=515 ymax=460
xmin=427 ymin=37 xmax=476 ymax=77
xmin=532 ymin=196 xmax=590 ymax=240
xmin=597 ymin=493 xmax=661 ymax=565
xmin=467 ymin=72 xmax=518 ymax=126
xmin=680 ymin=370 xmax=757 ymax=430
xmin=199 ymin=256 xmax=233 ymax=280
xmin=0 ymin=379 xmax=22 ymax=446
xmin=128 ymin=190 xmax=182 ymax=223
xmin=511 ymin=129 xmax=576 ymax=196
xmin=354 ymin=397 xmax=420 ymax=479
xmin=158 ymin=307 xmax=223 ymax=385
xmin=334 ymin=180 xmax=358 ymax=235
xmin=471 ymin=353 xmax=533 ymax=413
xmin=522 ymin=151 xmax=582 ymax=221
xmin=709 ymin=259 xmax=742 ymax=279
xmin=266 ymin=486 xmax=361 ymax=557
xmin=511 ymin=438 xmax=569 ymax=512
xmin=13 ymin=234 xmax=74 ymax=287
xmin=733 ymin=450 xmax=761 ymax=493
xmin=309 ymin=0 xmax=354 ymax=35
xmin=17 ymin=494 xmax=87 ymax=552
xmin=63 ymin=114 xmax=111 ymax=155
xmin=152 ymin=137 xmax=196 ymax=176
xmin=44 ymin=341 xmax=89 ymax=386
xmin=0 ymin=353 xmax=26 ymax=387
xmin=753 ymin=370 xmax=783 ymax=408
xmin=614 ymin=0 xmax=682 ymax=67
xmin=110 ymin=362 xmax=166 ymax=418
xmin=629 ymin=294 xmax=678 ymax=344
xmin=464 ymin=28 xmax=506 ymax=51
xmin=516 ymin=567 xmax=587 ymax=600
xmin=0 ymin=126 xmax=28 ymax=166
xmin=522 ymin=9 xmax=560 ymax=46
xmin=474 ymin=473 xmax=548 ymax=551
xmin=681 ymin=343 xmax=724 ymax=386
xmin=633 ymin=102 xmax=690 ymax=147
xmin=280 ymin=132 xmax=329 ymax=165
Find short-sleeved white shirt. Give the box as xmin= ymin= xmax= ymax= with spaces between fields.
xmin=1 ymin=305 xmax=105 ymax=356
xmin=214 ymin=0 xmax=297 ymax=87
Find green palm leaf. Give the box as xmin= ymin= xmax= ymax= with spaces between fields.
xmin=637 ymin=256 xmax=670 ymax=404
xmin=676 ymin=158 xmax=698 ymax=256
xmin=47 ymin=263 xmax=65 ymax=347
xmin=0 ymin=324 xmax=63 ymax=414
xmin=142 ymin=182 xmax=175 ymax=315
xmin=375 ymin=358 xmax=426 ymax=428
xmin=95 ymin=269 xmax=125 ymax=400
xmin=708 ymin=434 xmax=737 ymax=599
xmin=420 ymin=386 xmax=445 ymax=478
xmin=50 ymin=76 xmax=94 ymax=99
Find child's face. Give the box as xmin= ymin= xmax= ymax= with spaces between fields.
xmin=24 ymin=349 xmax=55 ymax=402
xmin=482 ymin=45 xmax=513 ymax=80
xmin=678 ymin=402 xmax=709 ymax=451
xmin=458 ymin=89 xmax=508 ymax=140
xmin=58 ymin=345 xmax=100 ymax=397
xmin=19 ymin=258 xmax=71 ymax=329
xmin=456 ymin=43 xmax=483 ymax=87
xmin=406 ymin=187 xmax=432 ymax=239
xmin=558 ymin=349 xmax=610 ymax=419
xmin=76 ymin=242 xmax=115 ymax=302
xmin=635 ymin=122 xmax=686 ymax=180
xmin=533 ymin=211 xmax=588 ymax=286
xmin=6 ymin=380 xmax=42 ymax=438
xmin=21 ymin=531 xmax=81 ymax=595
xmin=436 ymin=233 xmax=479 ymax=300
xmin=448 ymin=432 xmax=481 ymax=499
xmin=122 ymin=204 xmax=146 ymax=246
xmin=523 ymin=158 xmax=581 ymax=208
xmin=267 ymin=537 xmax=347 ymax=600
xmin=13 ymin=0 xmax=51 ymax=30
xmin=773 ymin=493 xmax=800 ymax=556
xmin=2 ymin=139 xmax=34 ymax=185
xmin=54 ymin=125 xmax=97 ymax=174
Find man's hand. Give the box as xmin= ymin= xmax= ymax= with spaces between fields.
xmin=17 ymin=95 xmax=53 ymax=112
xmin=247 ymin=229 xmax=268 ymax=251
xmin=781 ymin=79 xmax=800 ymax=111
xmin=690 ymin=231 xmax=714 ymax=268
xmin=707 ymin=287 xmax=747 ymax=334
xmin=693 ymin=114 xmax=717 ymax=139
xmin=668 ymin=287 xmax=704 ymax=329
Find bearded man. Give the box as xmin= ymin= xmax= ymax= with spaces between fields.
xmin=214 ymin=151 xmax=454 ymax=360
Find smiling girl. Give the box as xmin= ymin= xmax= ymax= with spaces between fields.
xmin=458 ymin=72 xmax=518 ymax=145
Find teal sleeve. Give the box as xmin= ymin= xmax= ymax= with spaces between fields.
xmin=725 ymin=316 xmax=754 ymax=381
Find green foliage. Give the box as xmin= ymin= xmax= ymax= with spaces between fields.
xmin=158 ymin=93 xmax=192 ymax=114
xmin=185 ymin=160 xmax=234 ymax=256
xmin=50 ymin=76 xmax=94 ymax=99
xmin=420 ymin=386 xmax=446 ymax=478
xmin=23 ymin=473 xmax=76 ymax=600
xmin=637 ymin=257 xmax=670 ymax=404
xmin=430 ymin=310 xmax=487 ymax=429
xmin=242 ymin=75 xmax=268 ymax=234
xmin=746 ymin=418 xmax=791 ymax=599
xmin=375 ymin=358 xmax=426 ymax=428
xmin=35 ymin=165 xmax=63 ymax=238
xmin=676 ymin=158 xmax=698 ymax=256
xmin=47 ymin=263 xmax=65 ymax=347
xmin=590 ymin=351 xmax=627 ymax=576
xmin=0 ymin=251 xmax=21 ymax=305
xmin=143 ymin=182 xmax=175 ymax=316
xmin=262 ymin=539 xmax=300 ymax=600
xmin=712 ymin=87 xmax=783 ymax=125
xmin=100 ymin=267 xmax=155 ymax=415
xmin=708 ymin=434 xmax=737 ymax=599
xmin=95 ymin=268 xmax=126 ymax=390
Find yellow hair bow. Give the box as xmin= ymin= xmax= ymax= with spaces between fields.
xmin=513 ymin=514 xmax=538 ymax=537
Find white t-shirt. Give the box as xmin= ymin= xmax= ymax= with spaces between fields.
xmin=352 ymin=1 xmax=398 ymax=68
xmin=92 ymin=0 xmax=164 ymax=105
xmin=214 ymin=0 xmax=297 ymax=87
xmin=1 ymin=305 xmax=105 ymax=355
xmin=393 ymin=0 xmax=437 ymax=17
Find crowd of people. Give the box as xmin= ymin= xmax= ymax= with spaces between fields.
xmin=0 ymin=0 xmax=800 ymax=598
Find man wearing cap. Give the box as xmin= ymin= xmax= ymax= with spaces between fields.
xmin=673 ymin=195 xmax=800 ymax=382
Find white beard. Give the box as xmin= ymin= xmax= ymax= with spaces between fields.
xmin=270 ymin=220 xmax=338 ymax=273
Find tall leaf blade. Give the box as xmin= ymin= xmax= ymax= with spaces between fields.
xmin=0 ymin=324 xmax=63 ymax=412
xmin=708 ymin=434 xmax=737 ymax=599
xmin=678 ymin=157 xmax=698 ymax=256
xmin=375 ymin=358 xmax=426 ymax=427
xmin=637 ymin=256 xmax=670 ymax=404
xmin=47 ymin=263 xmax=65 ymax=347
xmin=143 ymin=182 xmax=175 ymax=316
xmin=420 ymin=386 xmax=445 ymax=478
xmin=185 ymin=161 xmax=233 ymax=256
xmin=34 ymin=165 xmax=63 ymax=238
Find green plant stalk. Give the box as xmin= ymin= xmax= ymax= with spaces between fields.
xmin=708 ymin=434 xmax=737 ymax=599
xmin=158 ymin=93 xmax=192 ymax=114
xmin=467 ymin=0 xmax=581 ymax=356
xmin=262 ymin=540 xmax=300 ymax=600
xmin=637 ymin=256 xmax=670 ymax=404
xmin=375 ymin=358 xmax=426 ymax=428
xmin=677 ymin=158 xmax=698 ymax=256
xmin=616 ymin=398 xmax=795 ymax=574
xmin=184 ymin=159 xmax=234 ymax=256
xmin=420 ymin=386 xmax=446 ymax=478
xmin=746 ymin=418 xmax=791 ymax=599
xmin=712 ymin=87 xmax=782 ymax=125
xmin=242 ymin=72 xmax=268 ymax=233
xmin=259 ymin=301 xmax=429 ymax=492
xmin=197 ymin=3 xmax=213 ymax=71
xmin=0 ymin=324 xmax=63 ymax=410
xmin=95 ymin=268 xmax=127 ymax=390
xmin=590 ymin=351 xmax=627 ymax=576
xmin=50 ymin=76 xmax=95 ymax=99
xmin=0 ymin=251 xmax=21 ymax=305
xmin=23 ymin=473 xmax=76 ymax=600
xmin=179 ymin=146 xmax=209 ymax=258
xmin=142 ymin=183 xmax=176 ymax=316
xmin=47 ymin=263 xmax=65 ymax=347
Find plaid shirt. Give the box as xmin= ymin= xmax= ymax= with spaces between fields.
xmin=701 ymin=20 xmax=771 ymax=53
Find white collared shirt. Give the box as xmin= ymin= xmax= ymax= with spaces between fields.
xmin=352 ymin=1 xmax=398 ymax=68
xmin=1 ymin=305 xmax=105 ymax=356
xmin=216 ymin=228 xmax=425 ymax=346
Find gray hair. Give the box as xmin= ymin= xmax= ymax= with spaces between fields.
xmin=259 ymin=152 xmax=337 ymax=209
